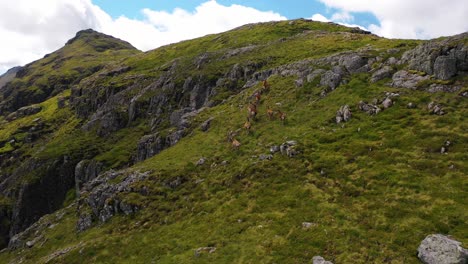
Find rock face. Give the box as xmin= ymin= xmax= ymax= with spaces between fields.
xmin=417 ymin=234 xmax=468 ymax=264
xmin=6 ymin=105 xmax=42 ymax=121
xmin=371 ymin=66 xmax=395 ymax=83
xmin=391 ymin=70 xmax=430 ymax=89
xmin=401 ymin=32 xmax=468 ymax=79
xmin=74 ymin=160 xmax=103 ymax=196
xmin=76 ymin=170 xmax=150 ymax=232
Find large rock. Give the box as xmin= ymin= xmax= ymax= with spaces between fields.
xmin=320 ymin=71 xmax=342 ymax=90
xmin=417 ymin=234 xmax=468 ymax=264
xmin=336 ymin=105 xmax=352 ymax=123
xmin=339 ymin=54 xmax=368 ymax=73
xmin=434 ymin=56 xmax=457 ymax=80
xmin=371 ymin=66 xmax=395 ymax=83
xmin=391 ymin=70 xmax=430 ymax=89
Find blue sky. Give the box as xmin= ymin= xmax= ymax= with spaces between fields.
xmin=93 ymin=0 xmax=379 ymax=27
xmin=0 ymin=0 xmax=467 ymax=74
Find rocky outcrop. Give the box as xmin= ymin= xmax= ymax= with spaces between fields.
xmin=6 ymin=105 xmax=42 ymax=121
xmin=400 ymin=32 xmax=468 ymax=79
xmin=280 ymin=141 xmax=298 ymax=158
xmin=391 ymin=70 xmax=430 ymax=89
xmin=417 ymin=234 xmax=468 ymax=264
xmin=76 ymin=170 xmax=150 ymax=232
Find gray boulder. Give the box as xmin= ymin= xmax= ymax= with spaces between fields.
xmin=391 ymin=70 xmax=430 ymax=89
xmin=428 ymin=101 xmax=445 ymax=115
xmin=417 ymin=234 xmax=468 ymax=264
xmin=371 ymin=66 xmax=395 ymax=83
xmin=320 ymin=71 xmax=342 ymax=90
xmin=381 ymin=98 xmax=393 ymax=109
xmin=358 ymin=101 xmax=381 ymax=115
xmin=434 ymin=56 xmax=457 ymax=80
xmin=336 ymin=105 xmax=352 ymax=124
xmin=339 ymin=54 xmax=368 ymax=74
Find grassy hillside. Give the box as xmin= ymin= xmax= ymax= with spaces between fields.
xmin=0 ymin=19 xmax=466 ymax=263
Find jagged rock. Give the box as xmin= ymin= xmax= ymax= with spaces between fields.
xmin=339 ymin=54 xmax=368 ymax=73
xmin=371 ymin=66 xmax=395 ymax=82
xmin=381 ymin=98 xmax=393 ymax=109
xmin=358 ymin=101 xmax=381 ymax=115
xmin=280 ymin=141 xmax=298 ymax=157
xmin=75 ymin=160 xmax=103 ymax=196
xmin=418 ymin=234 xmax=468 ymax=264
xmin=200 ymin=117 xmax=214 ymax=132
xmin=312 ymin=256 xmax=334 ymax=264
xmin=320 ymin=71 xmax=342 ymax=90
xmin=428 ymin=101 xmax=445 ymax=115
xmin=434 ymin=56 xmax=458 ymax=80
xmin=76 ymin=170 xmax=149 ymax=231
xmin=270 ymin=145 xmax=280 ymax=154
xmin=336 ymin=105 xmax=351 ymax=124
xmin=391 ymin=70 xmax=430 ymax=89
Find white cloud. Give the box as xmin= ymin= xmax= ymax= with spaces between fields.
xmin=311 ymin=14 xmax=329 ymax=22
xmin=0 ymin=0 xmax=285 ymax=74
xmin=317 ymin=0 xmax=468 ymax=39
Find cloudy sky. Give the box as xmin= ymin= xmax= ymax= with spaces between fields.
xmin=0 ymin=0 xmax=467 ymax=74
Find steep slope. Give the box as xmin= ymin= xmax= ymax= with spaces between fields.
xmin=0 ymin=19 xmax=467 ymax=263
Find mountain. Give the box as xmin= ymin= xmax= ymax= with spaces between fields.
xmin=0 ymin=19 xmax=466 ymax=263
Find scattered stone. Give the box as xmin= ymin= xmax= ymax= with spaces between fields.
xmin=194 ymin=247 xmax=217 ymax=257
xmin=220 ymin=160 xmax=228 ymax=166
xmin=407 ymin=102 xmax=416 ymax=109
xmin=270 ymin=145 xmax=280 ymax=154
xmin=440 ymin=140 xmax=452 ymax=154
xmin=335 ymin=105 xmax=352 ymax=124
xmin=428 ymin=101 xmax=446 ymax=115
xmin=358 ymin=101 xmax=381 ymax=115
xmin=459 ymin=90 xmax=468 ymax=97
xmin=259 ymin=154 xmax=273 ymax=161
xmin=381 ymin=98 xmax=393 ymax=109
xmin=312 ymin=255 xmax=334 ymax=264
xmin=196 ymin=157 xmax=206 ymax=166
xmin=302 ymin=222 xmax=315 ymax=229
xmin=280 ymin=141 xmax=298 ymax=158
xmin=417 ymin=234 xmax=468 ymax=264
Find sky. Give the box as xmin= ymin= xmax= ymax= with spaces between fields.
xmin=0 ymin=0 xmax=467 ymax=74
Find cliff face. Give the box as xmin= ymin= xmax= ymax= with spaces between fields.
xmin=0 ymin=20 xmax=466 ymax=263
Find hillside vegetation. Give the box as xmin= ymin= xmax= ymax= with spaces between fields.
xmin=0 ymin=19 xmax=466 ymax=263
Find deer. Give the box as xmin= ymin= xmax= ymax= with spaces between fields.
xmin=243 ymin=117 xmax=252 ymax=133
xmin=266 ymin=106 xmax=274 ymax=120
xmin=262 ymin=79 xmax=270 ymax=93
xmin=277 ymin=110 xmax=286 ymax=124
xmin=247 ymin=102 xmax=257 ymax=120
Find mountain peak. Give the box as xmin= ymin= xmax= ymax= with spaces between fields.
xmin=65 ymin=28 xmax=137 ymax=52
